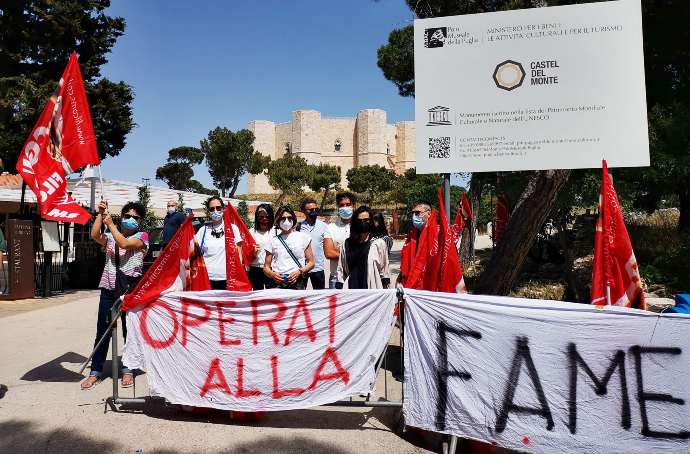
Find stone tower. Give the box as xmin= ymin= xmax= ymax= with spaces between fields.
xmin=355 ymin=109 xmax=387 ymax=167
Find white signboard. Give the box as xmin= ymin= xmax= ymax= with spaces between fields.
xmin=123 ymin=289 xmax=396 ymax=411
xmin=404 ymin=289 xmax=690 ymax=454
xmin=414 ymin=0 xmax=649 ymax=173
xmin=40 ymin=221 xmax=61 ymax=252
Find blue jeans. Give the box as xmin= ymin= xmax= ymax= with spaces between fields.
xmin=90 ymin=289 xmax=131 ymax=377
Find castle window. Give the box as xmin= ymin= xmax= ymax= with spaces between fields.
xmin=386 ymin=144 xmax=391 ymax=155
xmin=334 ymin=139 xmax=342 ymax=152
xmin=284 ymin=142 xmax=291 ymax=154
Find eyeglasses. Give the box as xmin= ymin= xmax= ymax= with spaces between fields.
xmin=307 ymin=208 xmax=318 ymax=214
xmin=257 ymin=215 xmax=270 ymax=220
xmin=123 ymin=214 xmax=141 ymax=221
xmin=411 ymin=209 xmax=430 ymax=216
xmin=208 ymin=206 xmax=224 ymax=212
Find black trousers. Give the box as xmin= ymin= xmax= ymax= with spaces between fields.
xmin=248 ymin=266 xmax=270 ymax=290
xmin=307 ymin=270 xmax=325 ymax=290
xmin=210 ymin=280 xmax=226 ymax=290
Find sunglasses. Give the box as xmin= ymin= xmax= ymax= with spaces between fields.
xmin=122 ymin=214 xmax=141 ymax=221
xmin=208 ymin=206 xmax=224 ymax=212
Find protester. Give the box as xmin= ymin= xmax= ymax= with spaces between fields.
xmin=324 ymin=192 xmax=355 ymax=288
xmin=161 ymin=198 xmax=186 ymax=247
xmin=396 ymin=201 xmax=432 ymax=287
xmin=337 ymin=206 xmax=390 ymax=289
xmin=194 ymin=196 xmax=243 ymax=290
xmin=248 ymin=203 xmax=275 ymax=290
xmin=264 ymin=206 xmax=314 ymax=289
xmin=81 ymin=200 xmax=149 ymax=390
xmin=298 ymin=197 xmax=328 ymax=289
xmin=371 ymin=212 xmax=393 ymax=254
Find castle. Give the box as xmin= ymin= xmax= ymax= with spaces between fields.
xmin=247 ymin=109 xmax=416 ymax=194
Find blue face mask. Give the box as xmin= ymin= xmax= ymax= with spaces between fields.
xmin=122 ymin=217 xmax=139 ymax=231
xmin=412 ymin=214 xmax=426 ymax=230
xmin=210 ymin=210 xmax=223 ymax=222
xmin=338 ymin=206 xmax=353 ymax=220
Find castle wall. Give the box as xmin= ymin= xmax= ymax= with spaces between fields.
xmin=247 ymin=120 xmax=275 ymax=194
xmin=395 ymin=121 xmax=416 ymax=173
xmin=247 ymin=109 xmax=416 ymax=194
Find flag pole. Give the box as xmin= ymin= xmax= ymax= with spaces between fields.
xmin=606 ymin=285 xmax=612 ymax=306
xmin=97 ymin=164 xmax=105 ymax=200
xmin=78 ymin=298 xmax=123 ymax=374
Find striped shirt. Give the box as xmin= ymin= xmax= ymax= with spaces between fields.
xmin=98 ymin=232 xmax=149 ymax=290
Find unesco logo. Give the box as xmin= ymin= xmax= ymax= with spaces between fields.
xmin=424 ymin=27 xmax=447 ymax=48
xmin=493 ymin=60 xmax=526 ymax=91
xmin=427 ymin=106 xmax=451 ymax=126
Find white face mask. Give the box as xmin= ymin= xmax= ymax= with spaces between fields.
xmin=279 ymin=219 xmax=293 ymax=231
xmin=167 ymin=207 xmax=176 ymax=214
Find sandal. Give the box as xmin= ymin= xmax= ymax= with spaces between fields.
xmin=81 ymin=375 xmax=100 ymax=390
xmin=121 ymin=372 xmax=134 ymax=388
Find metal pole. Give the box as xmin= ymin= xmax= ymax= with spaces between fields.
xmin=448 ymin=435 xmax=458 ymax=454
xmin=20 ymin=181 xmax=27 ymax=216
xmin=78 ymin=298 xmax=123 ymax=374
xmin=89 ymin=177 xmax=96 ymax=211
xmin=443 ymin=174 xmax=451 ymax=225
xmin=111 ymin=302 xmax=119 ymax=401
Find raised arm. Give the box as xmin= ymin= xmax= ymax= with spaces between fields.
xmin=104 ymin=215 xmax=145 ymax=250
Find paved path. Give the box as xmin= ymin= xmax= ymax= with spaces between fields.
xmin=0 ymin=243 xmax=439 ymax=454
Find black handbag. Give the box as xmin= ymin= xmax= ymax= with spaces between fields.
xmin=113 ymin=243 xmax=140 ymax=300
xmin=276 ymin=232 xmax=309 ymax=290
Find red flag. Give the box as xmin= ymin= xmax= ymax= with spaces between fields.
xmin=437 ymin=188 xmax=467 ymax=293
xmin=493 ymin=194 xmax=509 ymax=244
xmin=55 ymin=52 xmax=100 ymax=171
xmin=591 ymin=160 xmax=645 ymax=309
xmin=224 ymin=202 xmax=257 ymax=264
xmin=223 ymin=205 xmax=253 ymax=292
xmin=404 ymin=209 xmax=439 ymax=290
xmin=16 ymin=52 xmax=99 ymax=224
xmin=452 ymin=192 xmax=472 ymax=242
xmin=122 ymin=216 xmax=210 ymax=311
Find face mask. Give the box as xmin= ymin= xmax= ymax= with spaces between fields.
xmin=167 ymin=207 xmax=176 ymax=214
xmin=339 ymin=206 xmax=353 ymax=220
xmin=210 ymin=210 xmax=223 ymax=222
xmin=308 ymin=209 xmax=318 ymax=220
xmin=353 ymin=219 xmax=371 ymax=234
xmin=122 ymin=217 xmax=139 ymax=231
xmin=412 ymin=214 xmax=426 ymax=230
xmin=280 ymin=219 xmax=294 ymax=231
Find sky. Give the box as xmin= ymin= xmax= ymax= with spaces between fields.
xmin=100 ymin=0 xmax=417 ymax=194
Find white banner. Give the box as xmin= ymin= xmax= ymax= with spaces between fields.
xmin=404 ymin=289 xmax=690 ymax=453
xmin=123 ymin=289 xmax=396 ymax=411
xmin=414 ymin=0 xmax=649 ymax=173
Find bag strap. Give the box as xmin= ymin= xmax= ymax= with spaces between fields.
xmin=276 ymin=231 xmax=303 ymax=270
xmin=200 ymin=226 xmax=207 ymax=251
xmin=114 ymin=237 xmax=121 ymax=271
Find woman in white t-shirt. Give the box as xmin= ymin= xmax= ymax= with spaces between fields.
xmin=264 ymin=206 xmax=314 ymax=289
xmin=194 ymin=196 xmax=243 ymax=290
xmin=248 ymin=203 xmax=275 ymax=290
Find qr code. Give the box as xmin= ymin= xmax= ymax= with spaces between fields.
xmin=428 ymin=137 xmax=450 ymax=159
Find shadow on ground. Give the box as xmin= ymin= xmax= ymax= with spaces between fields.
xmin=0 ymin=384 xmax=7 ymax=399
xmin=0 ymin=420 xmax=119 ymax=454
xmin=20 ymin=352 xmax=88 ymax=382
xmin=0 ymin=420 xmax=360 ymax=454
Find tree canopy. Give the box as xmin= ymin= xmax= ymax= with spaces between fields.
xmin=200 ymin=127 xmax=256 ymax=197
xmin=0 ymin=0 xmax=134 ymax=169
xmin=155 ymin=146 xmax=214 ymax=194
xmin=266 ymin=153 xmax=312 ymax=206
xmin=346 ymin=165 xmax=396 ymax=205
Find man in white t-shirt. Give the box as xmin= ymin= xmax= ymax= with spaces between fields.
xmin=194 ymin=197 xmax=243 ymax=289
xmin=324 ymin=192 xmax=355 ymax=289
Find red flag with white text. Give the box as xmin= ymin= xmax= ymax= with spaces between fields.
xmin=224 ymin=205 xmax=253 ymax=291
xmin=437 ymin=188 xmax=466 ymax=293
xmin=16 ymin=52 xmax=99 ymax=224
xmin=591 ymin=160 xmax=645 ymax=309
xmin=122 ymin=216 xmax=210 ymax=311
